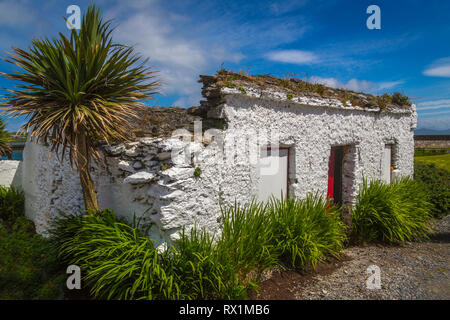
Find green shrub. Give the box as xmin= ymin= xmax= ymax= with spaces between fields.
xmin=391 ymin=92 xmax=411 ymax=105
xmin=170 ymin=227 xmax=221 ymax=299
xmin=0 ymin=186 xmax=24 ymax=222
xmin=268 ymin=194 xmax=347 ymax=268
xmin=0 ymin=217 xmax=64 ymax=300
xmin=51 ymin=207 xmax=276 ymax=300
xmin=414 ymin=162 xmax=450 ymax=218
xmin=351 ymin=177 xmax=433 ymax=243
xmin=50 ymin=196 xmax=349 ymax=300
xmin=218 ymin=201 xmax=279 ymax=278
xmin=51 ymin=209 xmax=177 ymax=300
xmin=171 ymin=227 xmax=250 ymax=299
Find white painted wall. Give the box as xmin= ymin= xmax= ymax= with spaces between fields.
xmin=220 ymin=93 xmax=416 ymax=207
xmin=0 ymin=160 xmax=22 ymax=188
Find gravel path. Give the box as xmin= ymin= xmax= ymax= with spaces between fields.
xmin=254 ymin=215 xmax=450 ymax=300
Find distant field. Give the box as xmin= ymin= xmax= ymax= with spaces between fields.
xmin=415 ymin=152 xmax=450 ymax=172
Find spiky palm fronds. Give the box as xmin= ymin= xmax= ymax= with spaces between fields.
xmin=0 ymin=117 xmax=11 ymax=157
xmin=0 ymin=5 xmax=159 ymax=210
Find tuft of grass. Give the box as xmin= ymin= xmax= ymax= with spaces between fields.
xmin=50 ymin=210 xmax=178 ymax=300
xmin=171 ymin=226 xmax=250 ymax=299
xmin=0 ymin=186 xmax=24 ymax=223
xmin=218 ymin=201 xmax=279 ymax=278
xmin=238 ymin=85 xmax=247 ymax=94
xmin=351 ymin=177 xmax=433 ymax=244
xmin=222 ymin=81 xmax=235 ymax=88
xmin=267 ymin=194 xmax=347 ymax=269
xmin=391 ymin=92 xmax=410 ymax=106
xmin=193 ymin=167 xmax=202 ymax=178
xmin=49 ymin=196 xmax=349 ymax=300
xmin=0 ymin=216 xmax=65 ymax=300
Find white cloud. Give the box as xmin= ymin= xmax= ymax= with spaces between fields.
xmin=419 ymin=110 xmax=450 ymax=116
xmin=416 ymin=99 xmax=450 ymax=111
xmin=108 ymin=1 xmax=245 ymax=107
xmin=265 ymin=50 xmax=318 ymax=65
xmin=417 ymin=116 xmax=450 ymax=130
xmin=423 ymin=57 xmax=450 ymax=77
xmin=308 ymin=76 xmax=403 ymax=93
xmin=415 ymin=99 xmax=450 ymax=130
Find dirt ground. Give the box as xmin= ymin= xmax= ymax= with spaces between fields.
xmin=251 ymin=215 xmax=450 ymax=300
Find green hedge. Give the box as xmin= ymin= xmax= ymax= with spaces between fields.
xmin=414 ymin=161 xmax=450 ymax=218
xmin=0 ymin=186 xmax=24 ymax=223
xmin=0 ymin=217 xmax=65 ymax=299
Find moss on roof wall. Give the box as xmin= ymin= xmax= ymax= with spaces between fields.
xmin=200 ymin=69 xmax=412 ymax=111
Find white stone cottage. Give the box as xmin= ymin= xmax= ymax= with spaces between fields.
xmin=12 ymin=71 xmax=417 ymax=246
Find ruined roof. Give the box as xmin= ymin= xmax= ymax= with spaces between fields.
xmin=199 ymin=70 xmax=413 ymax=111
xmin=120 ymin=71 xmax=413 ymax=140
xmin=126 ymin=106 xmax=223 ymax=138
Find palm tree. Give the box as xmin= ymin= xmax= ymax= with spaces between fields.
xmin=0 ymin=5 xmax=159 ymax=211
xmin=0 ymin=117 xmax=12 ymax=157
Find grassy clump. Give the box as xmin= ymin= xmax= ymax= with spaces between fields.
xmin=51 ymin=195 xmax=348 ymax=300
xmin=414 ymin=162 xmax=450 ymax=218
xmin=351 ymin=177 xmax=433 ymax=243
xmin=50 ymin=207 xmax=277 ymax=300
xmin=217 ymin=201 xmax=279 ymax=285
xmin=238 ymin=85 xmax=247 ymax=94
xmin=0 ymin=186 xmax=25 ymax=224
xmin=193 ymin=167 xmax=202 ymax=178
xmin=50 ymin=210 xmax=174 ymax=300
xmin=268 ymin=194 xmax=347 ymax=268
xmin=391 ymin=92 xmax=411 ymax=106
xmin=0 ymin=199 xmax=65 ymax=300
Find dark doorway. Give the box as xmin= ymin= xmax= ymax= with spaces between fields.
xmin=327 ymin=146 xmax=344 ymax=206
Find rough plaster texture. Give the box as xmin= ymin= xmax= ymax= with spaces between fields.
xmin=0 ymin=160 xmax=22 ymax=187
xmin=20 ymin=84 xmax=417 ymax=247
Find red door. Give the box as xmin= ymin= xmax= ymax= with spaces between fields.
xmin=327 ymin=146 xmax=343 ymax=206
xmin=327 ymin=148 xmax=335 ymax=202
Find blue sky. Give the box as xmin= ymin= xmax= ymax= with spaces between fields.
xmin=0 ymin=0 xmax=449 ymax=131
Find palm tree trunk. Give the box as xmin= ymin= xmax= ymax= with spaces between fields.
xmin=76 ymin=130 xmax=98 ymax=212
